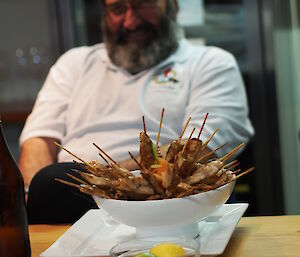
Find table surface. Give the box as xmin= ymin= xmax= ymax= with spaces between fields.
xmin=29 ymin=215 xmax=300 ymax=257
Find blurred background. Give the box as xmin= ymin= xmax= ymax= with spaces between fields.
xmin=0 ymin=0 xmax=299 ymax=216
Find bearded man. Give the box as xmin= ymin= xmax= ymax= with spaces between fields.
xmin=19 ymin=0 xmax=254 ymax=224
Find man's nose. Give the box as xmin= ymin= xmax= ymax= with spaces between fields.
xmin=123 ymin=5 xmax=142 ymax=30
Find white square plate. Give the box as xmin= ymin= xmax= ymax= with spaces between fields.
xmin=41 ymin=203 xmax=248 ymax=257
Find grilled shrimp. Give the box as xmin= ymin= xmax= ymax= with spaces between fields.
xmin=165 ymin=140 xmax=183 ymax=163
xmin=186 ymin=160 xmax=224 ymax=185
xmin=140 ymin=131 xmax=156 ymax=169
xmin=118 ymin=177 xmax=155 ymax=196
xmin=77 ymin=171 xmax=119 ymax=188
xmin=174 ymin=138 xmax=203 ymax=178
xmin=160 ymin=163 xmax=180 ymax=197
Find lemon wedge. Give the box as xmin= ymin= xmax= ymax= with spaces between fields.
xmin=150 ymin=243 xmax=186 ymax=257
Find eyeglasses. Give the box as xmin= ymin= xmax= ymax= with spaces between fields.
xmin=104 ymin=0 xmax=158 ymax=16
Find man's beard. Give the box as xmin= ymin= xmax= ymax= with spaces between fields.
xmin=103 ymin=14 xmax=180 ymax=74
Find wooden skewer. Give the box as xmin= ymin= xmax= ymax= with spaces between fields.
xmin=142 ymin=116 xmax=147 ymax=134
xmin=72 ymin=160 xmax=100 ymax=175
xmin=198 ymin=112 xmax=209 ymax=139
xmin=66 ymin=172 xmax=89 ymax=185
xmin=188 ymin=127 xmax=196 ymax=140
xmin=182 ymin=127 xmax=195 ymax=153
xmin=156 ymin=108 xmax=165 ymax=152
xmin=226 ymin=162 xmax=240 ymax=171
xmin=178 ymin=116 xmax=191 ymax=143
xmin=233 ymin=167 xmax=255 ymax=180
xmin=220 ymin=143 xmax=245 ymax=163
xmin=72 ymin=160 xmax=90 ymax=172
xmin=93 ymin=142 xmax=119 ymax=166
xmin=55 ymin=178 xmax=99 ymax=197
xmin=232 ymin=168 xmax=242 ymax=175
xmin=73 ymin=159 xmax=83 ymax=166
xmin=73 ymin=160 xmax=86 ymax=168
xmin=98 ymin=153 xmax=113 ymax=168
xmin=198 ymin=143 xmax=226 ymax=163
xmin=128 ymin=151 xmax=143 ymax=169
xmin=55 ymin=178 xmax=81 ymax=189
xmin=202 ymin=128 xmax=219 ymax=149
xmin=223 ymin=159 xmax=238 ymax=169
xmin=55 ymin=142 xmax=96 ymax=172
xmin=55 ymin=142 xmax=85 ymax=163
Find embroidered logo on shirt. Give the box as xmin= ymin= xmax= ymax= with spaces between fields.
xmin=153 ymin=67 xmax=179 ymax=85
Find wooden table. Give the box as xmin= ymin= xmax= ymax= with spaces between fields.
xmin=29 ymin=215 xmax=300 ymax=257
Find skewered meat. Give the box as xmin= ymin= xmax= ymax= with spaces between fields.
xmin=165 ymin=140 xmax=183 ymax=163
xmin=140 ymin=131 xmax=156 ymax=169
xmin=55 ymin=111 xmax=253 ymax=200
xmin=186 ymin=160 xmax=224 ymax=185
xmin=174 ymin=138 xmax=202 ymax=178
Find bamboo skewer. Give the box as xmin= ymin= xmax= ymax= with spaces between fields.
xmin=198 ymin=143 xmax=226 ymax=163
xmin=226 ymin=161 xmax=240 ymax=171
xmin=72 ymin=160 xmax=92 ymax=173
xmin=233 ymin=167 xmax=255 ymax=180
xmin=73 ymin=160 xmax=87 ymax=167
xmin=55 ymin=142 xmax=85 ymax=163
xmin=178 ymin=116 xmax=191 ymax=143
xmin=55 ymin=142 xmax=96 ymax=172
xmin=223 ymin=160 xmax=239 ymax=169
xmin=66 ymin=172 xmax=89 ymax=185
xmin=202 ymin=128 xmax=219 ymax=149
xmin=182 ymin=127 xmax=195 ymax=153
xmin=188 ymin=128 xmax=196 ymax=140
xmin=98 ymin=153 xmax=113 ymax=168
xmin=128 ymin=151 xmax=143 ymax=170
xmin=142 ymin=116 xmax=147 ymax=134
xmin=156 ymin=108 xmax=165 ymax=152
xmin=93 ymin=142 xmax=119 ymax=167
xmin=55 ymin=178 xmax=111 ymax=198
xmin=198 ymin=112 xmax=209 ymax=139
xmin=232 ymin=169 xmax=242 ymax=175
xmin=220 ymin=143 xmax=245 ymax=163
xmin=55 ymin=178 xmax=81 ymax=189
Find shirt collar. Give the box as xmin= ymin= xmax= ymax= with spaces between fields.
xmin=154 ymin=38 xmax=195 ymax=70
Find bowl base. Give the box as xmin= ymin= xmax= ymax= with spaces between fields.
xmin=136 ymin=223 xmax=199 ymax=239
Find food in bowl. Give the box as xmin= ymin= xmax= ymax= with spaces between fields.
xmin=92 ymin=178 xmax=235 ymax=228
xmin=56 ymin=111 xmax=253 ymax=201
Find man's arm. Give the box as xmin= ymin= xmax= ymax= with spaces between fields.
xmin=18 ymin=137 xmax=58 ymax=187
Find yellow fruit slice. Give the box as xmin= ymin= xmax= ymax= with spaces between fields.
xmin=150 ymin=243 xmax=186 ymax=257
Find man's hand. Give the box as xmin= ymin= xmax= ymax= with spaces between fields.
xmin=18 ymin=137 xmax=58 ymax=187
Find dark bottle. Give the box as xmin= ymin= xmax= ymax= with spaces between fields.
xmin=0 ymin=120 xmax=31 ymax=257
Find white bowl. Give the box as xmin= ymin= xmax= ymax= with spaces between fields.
xmin=93 ymin=180 xmax=235 ymax=237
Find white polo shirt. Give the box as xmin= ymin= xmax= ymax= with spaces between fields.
xmin=20 ymin=39 xmax=254 ymax=162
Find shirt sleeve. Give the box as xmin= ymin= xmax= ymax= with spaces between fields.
xmin=19 ymin=47 xmax=87 ymax=145
xmin=183 ymin=47 xmax=254 ymax=157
